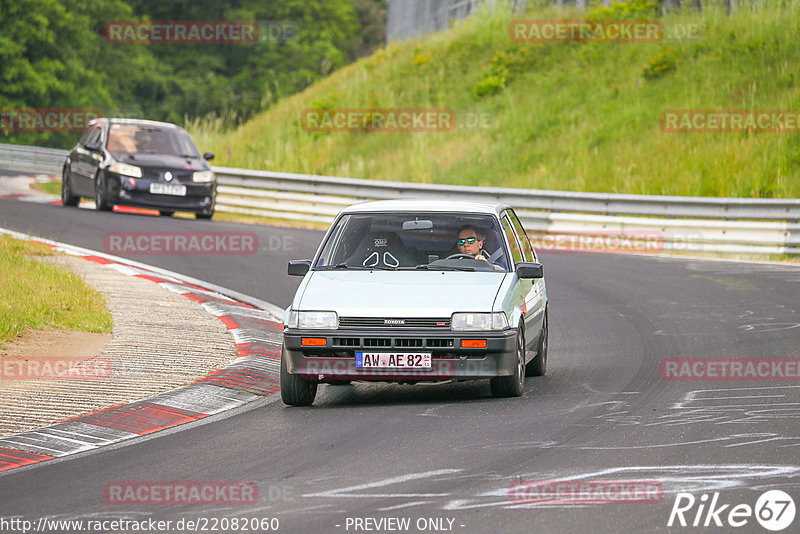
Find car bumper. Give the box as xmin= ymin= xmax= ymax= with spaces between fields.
xmin=282 ymin=328 xmax=517 ymax=383
xmin=105 ymin=172 xmax=216 ymax=212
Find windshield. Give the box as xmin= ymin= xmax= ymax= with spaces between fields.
xmin=314 ymin=212 xmax=509 ymax=272
xmin=106 ymin=123 xmax=199 ymax=157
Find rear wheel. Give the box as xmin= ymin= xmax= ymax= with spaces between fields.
xmin=490 ymin=328 xmax=525 ymax=398
xmin=526 ymin=310 xmax=548 ymax=377
xmin=280 ymin=351 xmax=317 ymax=406
xmin=94 ymin=173 xmax=112 ymax=211
xmin=61 ymin=167 xmax=79 ymax=207
xmin=195 ymin=209 xmax=213 ymax=220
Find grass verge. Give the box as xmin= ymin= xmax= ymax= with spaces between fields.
xmin=0 ymin=235 xmax=113 ymax=344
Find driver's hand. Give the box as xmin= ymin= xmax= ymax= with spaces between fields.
xmin=475 ymin=253 xmax=488 ymax=262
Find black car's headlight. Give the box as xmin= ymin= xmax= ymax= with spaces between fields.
xmin=109 ymin=162 xmax=142 ymax=178
xmin=192 ymin=170 xmax=215 ymax=183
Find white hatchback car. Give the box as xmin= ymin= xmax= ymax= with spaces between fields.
xmin=281 ymin=200 xmax=548 ymax=406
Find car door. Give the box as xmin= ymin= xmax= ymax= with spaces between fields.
xmin=507 ymin=209 xmax=546 ymax=350
xmin=72 ymin=123 xmax=103 ymax=196
xmin=500 ymin=213 xmax=534 ymax=345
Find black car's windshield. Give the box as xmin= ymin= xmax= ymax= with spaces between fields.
xmin=314 ymin=212 xmax=509 ymax=272
xmin=106 ymin=123 xmax=199 ymax=157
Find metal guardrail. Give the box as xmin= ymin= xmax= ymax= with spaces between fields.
xmin=1 ymin=142 xmax=798 ymax=255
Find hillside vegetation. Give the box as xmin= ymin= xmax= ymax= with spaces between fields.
xmin=192 ymin=2 xmax=800 ymax=198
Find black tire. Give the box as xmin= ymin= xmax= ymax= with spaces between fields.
xmin=159 ymin=210 xmax=175 ymax=217
xmin=526 ymin=310 xmax=548 ymax=377
xmin=195 ymin=210 xmax=213 ymax=220
xmin=490 ymin=327 xmax=525 ymax=398
xmin=61 ymin=167 xmax=79 ymax=207
xmin=94 ymin=173 xmax=113 ymax=211
xmin=280 ymin=351 xmax=317 ymax=406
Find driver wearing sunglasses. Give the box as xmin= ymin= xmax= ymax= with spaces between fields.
xmin=457 ymin=225 xmax=504 ymax=270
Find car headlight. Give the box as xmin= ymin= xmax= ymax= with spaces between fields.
xmin=288 ymin=311 xmax=338 ymax=330
xmin=193 ymin=170 xmax=215 ymax=182
xmin=109 ymin=162 xmax=142 ymax=178
xmin=451 ymin=312 xmax=508 ymax=331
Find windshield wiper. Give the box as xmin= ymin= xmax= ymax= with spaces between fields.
xmin=317 ymin=263 xmax=396 ymax=271
xmin=411 ymin=264 xmax=474 ymax=272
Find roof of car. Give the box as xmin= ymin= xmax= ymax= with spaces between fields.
xmin=90 ymin=118 xmax=180 ymax=129
xmin=341 ymin=200 xmax=511 ymax=215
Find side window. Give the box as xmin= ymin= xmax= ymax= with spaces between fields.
xmin=85 ymin=126 xmax=101 ymax=148
xmin=501 ymin=216 xmax=524 ymax=265
xmin=508 ymin=210 xmax=535 ymax=262
xmin=78 ymin=126 xmax=92 ymax=146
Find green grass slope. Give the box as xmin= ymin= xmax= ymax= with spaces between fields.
xmin=190 ymin=2 xmax=800 ymax=198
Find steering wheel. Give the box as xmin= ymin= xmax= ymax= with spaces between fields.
xmin=445 ymin=253 xmax=478 ymax=260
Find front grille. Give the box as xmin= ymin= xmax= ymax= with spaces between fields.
xmin=395 ymin=338 xmax=424 ymax=348
xmin=328 ymin=337 xmax=455 ymax=349
xmin=332 ymin=337 xmax=359 ymax=346
xmin=140 ymin=169 xmax=194 ymax=182
xmin=364 ymin=337 xmax=392 ymax=347
xmin=339 ymin=317 xmax=450 ymax=329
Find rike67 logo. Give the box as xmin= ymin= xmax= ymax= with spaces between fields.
xmin=668 ymin=490 xmax=795 ymax=531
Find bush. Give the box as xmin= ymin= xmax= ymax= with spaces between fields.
xmin=587 ymin=0 xmax=659 ymax=21
xmin=642 ymin=47 xmax=679 ymax=79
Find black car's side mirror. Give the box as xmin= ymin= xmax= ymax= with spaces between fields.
xmin=203 ymin=152 xmax=215 ymax=161
xmin=516 ymin=262 xmax=543 ymax=279
xmin=288 ymin=259 xmax=311 ymax=276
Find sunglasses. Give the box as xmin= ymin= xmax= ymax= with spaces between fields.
xmin=457 ymin=237 xmax=479 ymax=245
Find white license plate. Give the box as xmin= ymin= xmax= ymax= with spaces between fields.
xmin=356 ymin=352 xmax=432 ymax=368
xmin=149 ymin=183 xmax=186 ymax=196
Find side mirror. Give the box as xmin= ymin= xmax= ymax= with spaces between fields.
xmin=85 ymin=142 xmax=100 ymax=151
xmin=516 ymin=262 xmax=543 ymax=279
xmin=288 ymin=259 xmax=311 ymax=276
xmin=203 ymin=152 xmax=215 ymax=161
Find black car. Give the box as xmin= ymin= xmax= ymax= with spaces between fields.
xmin=62 ymin=118 xmax=217 ymax=219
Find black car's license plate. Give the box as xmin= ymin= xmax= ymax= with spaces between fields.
xmin=150 ymin=183 xmax=186 ymax=196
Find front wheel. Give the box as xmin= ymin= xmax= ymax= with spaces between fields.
xmin=526 ymin=311 xmax=547 ymax=377
xmin=280 ymin=351 xmax=317 ymax=406
xmin=195 ymin=209 xmax=213 ymax=220
xmin=159 ymin=210 xmax=175 ymax=217
xmin=94 ymin=173 xmax=113 ymax=211
xmin=490 ymin=328 xmax=525 ymax=398
xmin=61 ymin=167 xmax=79 ymax=207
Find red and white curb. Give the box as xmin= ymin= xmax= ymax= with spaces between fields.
xmin=0 ymin=174 xmax=60 ymax=204
xmin=0 ymin=227 xmax=285 ymax=474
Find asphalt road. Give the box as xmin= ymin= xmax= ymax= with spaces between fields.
xmin=1 ymin=189 xmax=800 ymax=534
